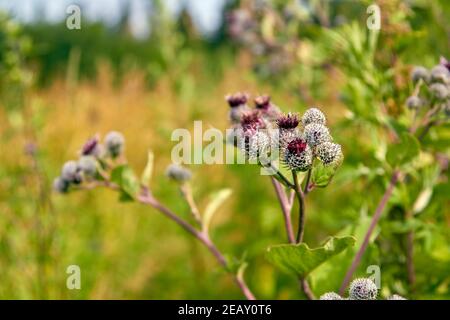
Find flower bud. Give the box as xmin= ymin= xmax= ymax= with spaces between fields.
xmin=430 ymin=83 xmax=449 ymax=100
xmin=78 ymin=156 xmax=97 ymax=177
xmin=104 ymin=131 xmax=125 ymax=158
xmin=53 ymin=176 xmax=69 ymax=193
xmin=411 ymin=66 xmax=429 ymax=84
xmin=349 ymin=278 xmax=378 ymax=300
xmin=387 ymin=294 xmax=407 ymax=300
xmin=61 ymin=160 xmax=82 ymax=184
xmin=284 ymin=137 xmax=313 ymax=171
xmin=301 ymin=107 xmax=326 ymax=127
xmin=81 ymin=136 xmax=101 ymax=157
xmin=406 ymin=96 xmax=423 ymax=110
xmin=166 ymin=164 xmax=192 ymax=182
xmin=226 ymin=92 xmax=249 ymax=108
xmin=303 ymin=123 xmax=332 ymax=147
xmin=320 ymin=292 xmax=343 ymax=300
xmin=430 ymin=65 xmax=449 ymax=84
xmin=254 ymin=95 xmax=281 ymax=121
xmin=316 ymin=142 xmax=343 ymax=166
xmin=238 ymin=129 xmax=271 ymax=161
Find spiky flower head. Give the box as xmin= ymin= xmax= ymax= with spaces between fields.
xmin=349 ymin=278 xmax=378 ymax=300
xmin=430 ymin=83 xmax=449 ymax=100
xmin=104 ymin=131 xmax=125 ymax=158
xmin=316 ymin=142 xmax=343 ymax=166
xmin=254 ymin=95 xmax=271 ymax=110
xmin=303 ymin=123 xmax=332 ymax=147
xmin=387 ymin=294 xmax=407 ymax=300
xmin=301 ymin=107 xmax=326 ymax=127
xmin=81 ymin=136 xmax=101 ymax=156
xmin=226 ymin=92 xmax=249 ymax=108
xmin=284 ymin=137 xmax=313 ymax=171
xmin=229 ymin=105 xmax=250 ymax=124
xmin=166 ymin=164 xmax=192 ymax=182
xmin=254 ymin=95 xmax=281 ymax=121
xmin=319 ymin=292 xmax=344 ymax=300
xmin=440 ymin=56 xmax=450 ymax=72
xmin=430 ymin=65 xmax=450 ymax=84
xmin=238 ymin=129 xmax=271 ymax=161
xmin=276 ymin=113 xmax=299 ymax=130
xmin=411 ymin=66 xmax=429 ymax=84
xmin=406 ymin=96 xmax=423 ymax=110
xmin=61 ymin=160 xmax=82 ymax=184
xmin=53 ymin=176 xmax=69 ymax=193
xmin=78 ymin=156 xmax=97 ymax=177
xmin=240 ymin=110 xmax=266 ymax=133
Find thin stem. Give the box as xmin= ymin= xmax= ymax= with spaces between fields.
xmin=136 ymin=189 xmax=256 ymax=300
xmin=303 ymin=169 xmax=312 ymax=195
xmin=300 ymin=278 xmax=316 ymax=300
xmin=271 ymin=177 xmax=295 ymax=244
xmin=292 ymin=171 xmax=306 ymax=244
xmin=339 ymin=170 xmax=400 ymax=295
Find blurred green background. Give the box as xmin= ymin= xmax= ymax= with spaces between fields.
xmin=0 ymin=0 xmax=448 ymax=299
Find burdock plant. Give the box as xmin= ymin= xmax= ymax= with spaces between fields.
xmin=225 ymin=93 xmax=344 ymax=299
xmin=54 ymin=131 xmax=256 ymax=300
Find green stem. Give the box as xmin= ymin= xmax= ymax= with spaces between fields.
xmin=292 ymin=171 xmax=306 ymax=243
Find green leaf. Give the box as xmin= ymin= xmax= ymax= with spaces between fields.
xmin=386 ymin=132 xmax=420 ymax=167
xmin=110 ymin=165 xmax=140 ymax=200
xmin=265 ymin=236 xmax=356 ymax=277
xmin=140 ymin=150 xmax=154 ymax=187
xmin=311 ymin=162 xmax=337 ymax=188
xmin=203 ymin=188 xmax=232 ymax=234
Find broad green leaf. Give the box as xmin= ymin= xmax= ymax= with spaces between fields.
xmin=311 ymin=162 xmax=337 ymax=188
xmin=265 ymin=236 xmax=355 ymax=277
xmin=386 ymin=132 xmax=420 ymax=167
xmin=203 ymin=188 xmax=232 ymax=234
xmin=140 ymin=150 xmax=154 ymax=187
xmin=110 ymin=165 xmax=140 ymax=200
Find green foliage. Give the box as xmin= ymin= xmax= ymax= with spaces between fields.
xmin=110 ymin=165 xmax=140 ymax=201
xmin=386 ymin=133 xmax=420 ymax=168
xmin=265 ymin=236 xmax=355 ymax=277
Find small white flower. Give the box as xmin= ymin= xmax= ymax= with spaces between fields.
xmin=349 ymin=278 xmax=378 ymax=300
xmin=320 ymin=292 xmax=343 ymax=300
xmin=303 ymin=123 xmax=332 ymax=147
xmin=316 ymin=142 xmax=343 ymax=166
xmin=301 ymin=107 xmax=326 ymax=127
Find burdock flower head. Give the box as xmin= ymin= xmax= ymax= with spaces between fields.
xmin=78 ymin=156 xmax=97 ymax=177
xmin=254 ymin=95 xmax=280 ymax=120
xmin=388 ymin=294 xmax=407 ymax=300
xmin=226 ymin=92 xmax=250 ymax=124
xmin=316 ymin=141 xmax=343 ymax=166
xmin=303 ymin=123 xmax=332 ymax=147
xmin=430 ymin=65 xmax=450 ymax=84
xmin=349 ymin=278 xmax=378 ymax=300
xmin=406 ymin=96 xmax=423 ymax=110
xmin=61 ymin=160 xmax=82 ymax=184
xmin=301 ymin=107 xmax=326 ymax=127
xmin=104 ymin=131 xmax=125 ymax=158
xmin=319 ymin=292 xmax=344 ymax=300
xmin=81 ymin=136 xmax=102 ymax=157
xmin=276 ymin=112 xmax=300 ymax=152
xmin=240 ymin=110 xmax=266 ymax=133
xmin=284 ymin=137 xmax=313 ymax=171
xmin=166 ymin=164 xmax=192 ymax=183
xmin=411 ymin=66 xmax=429 ymax=84
xmin=53 ymin=176 xmax=69 ymax=193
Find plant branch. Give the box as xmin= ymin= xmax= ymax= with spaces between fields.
xmin=271 ymin=177 xmax=295 ymax=244
xmin=339 ymin=170 xmax=400 ymax=295
xmin=303 ymin=169 xmax=312 ymax=195
xmin=292 ymin=171 xmax=306 ymax=244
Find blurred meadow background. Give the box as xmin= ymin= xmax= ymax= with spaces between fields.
xmin=0 ymin=0 xmax=449 ymax=299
